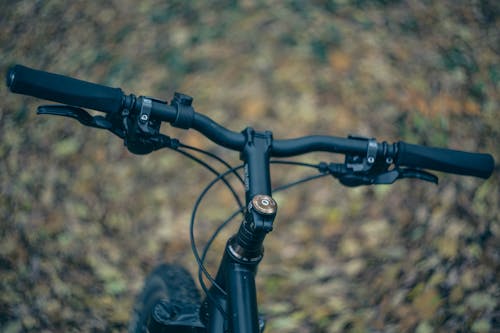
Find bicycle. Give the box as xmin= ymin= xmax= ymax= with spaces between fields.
xmin=6 ymin=64 xmax=495 ymax=333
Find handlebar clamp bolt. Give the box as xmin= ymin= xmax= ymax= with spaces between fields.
xmin=140 ymin=114 xmax=149 ymax=122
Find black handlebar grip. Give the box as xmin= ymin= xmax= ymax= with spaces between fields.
xmin=7 ymin=64 xmax=124 ymax=113
xmin=397 ymin=142 xmax=494 ymax=179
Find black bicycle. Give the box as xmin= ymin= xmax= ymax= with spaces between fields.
xmin=7 ymin=65 xmax=495 ymax=333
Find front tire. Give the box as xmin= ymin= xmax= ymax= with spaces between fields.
xmin=129 ymin=264 xmax=200 ymax=333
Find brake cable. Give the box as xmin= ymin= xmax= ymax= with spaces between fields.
xmin=190 ymin=159 xmax=330 ymax=318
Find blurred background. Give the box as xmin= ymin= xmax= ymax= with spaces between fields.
xmin=1 ymin=1 xmax=499 ymax=332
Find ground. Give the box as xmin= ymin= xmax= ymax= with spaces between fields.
xmin=1 ymin=1 xmax=499 ymax=332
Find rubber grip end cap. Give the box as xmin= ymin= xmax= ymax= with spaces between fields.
xmin=6 ymin=65 xmax=16 ymax=89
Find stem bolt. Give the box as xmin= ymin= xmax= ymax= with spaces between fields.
xmin=251 ymin=195 xmax=277 ymax=215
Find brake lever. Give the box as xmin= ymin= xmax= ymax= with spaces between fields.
xmin=37 ymin=104 xmax=177 ymax=154
xmin=327 ymin=163 xmax=438 ymax=186
xmin=397 ymin=168 xmax=438 ymax=184
xmin=37 ymin=104 xmax=112 ymax=129
xmin=373 ymin=168 xmax=438 ymax=185
xmin=37 ymin=105 xmax=125 ymax=138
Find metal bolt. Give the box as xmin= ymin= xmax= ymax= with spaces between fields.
xmin=367 ymin=156 xmax=375 ymax=164
xmin=140 ymin=114 xmax=149 ymax=122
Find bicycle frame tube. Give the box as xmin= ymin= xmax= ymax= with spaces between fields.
xmin=227 ymin=262 xmax=260 ymax=332
xmin=204 ymin=128 xmax=276 ymax=333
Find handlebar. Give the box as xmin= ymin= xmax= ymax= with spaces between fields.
xmin=6 ymin=64 xmax=495 ymax=179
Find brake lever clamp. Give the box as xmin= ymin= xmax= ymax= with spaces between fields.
xmin=345 ymin=135 xmax=379 ymax=172
xmin=121 ymin=98 xmax=178 ymax=155
xmin=327 ymin=135 xmax=400 ymax=186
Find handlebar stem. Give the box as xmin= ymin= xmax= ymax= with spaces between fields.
xmin=241 ymin=128 xmax=273 ymax=201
